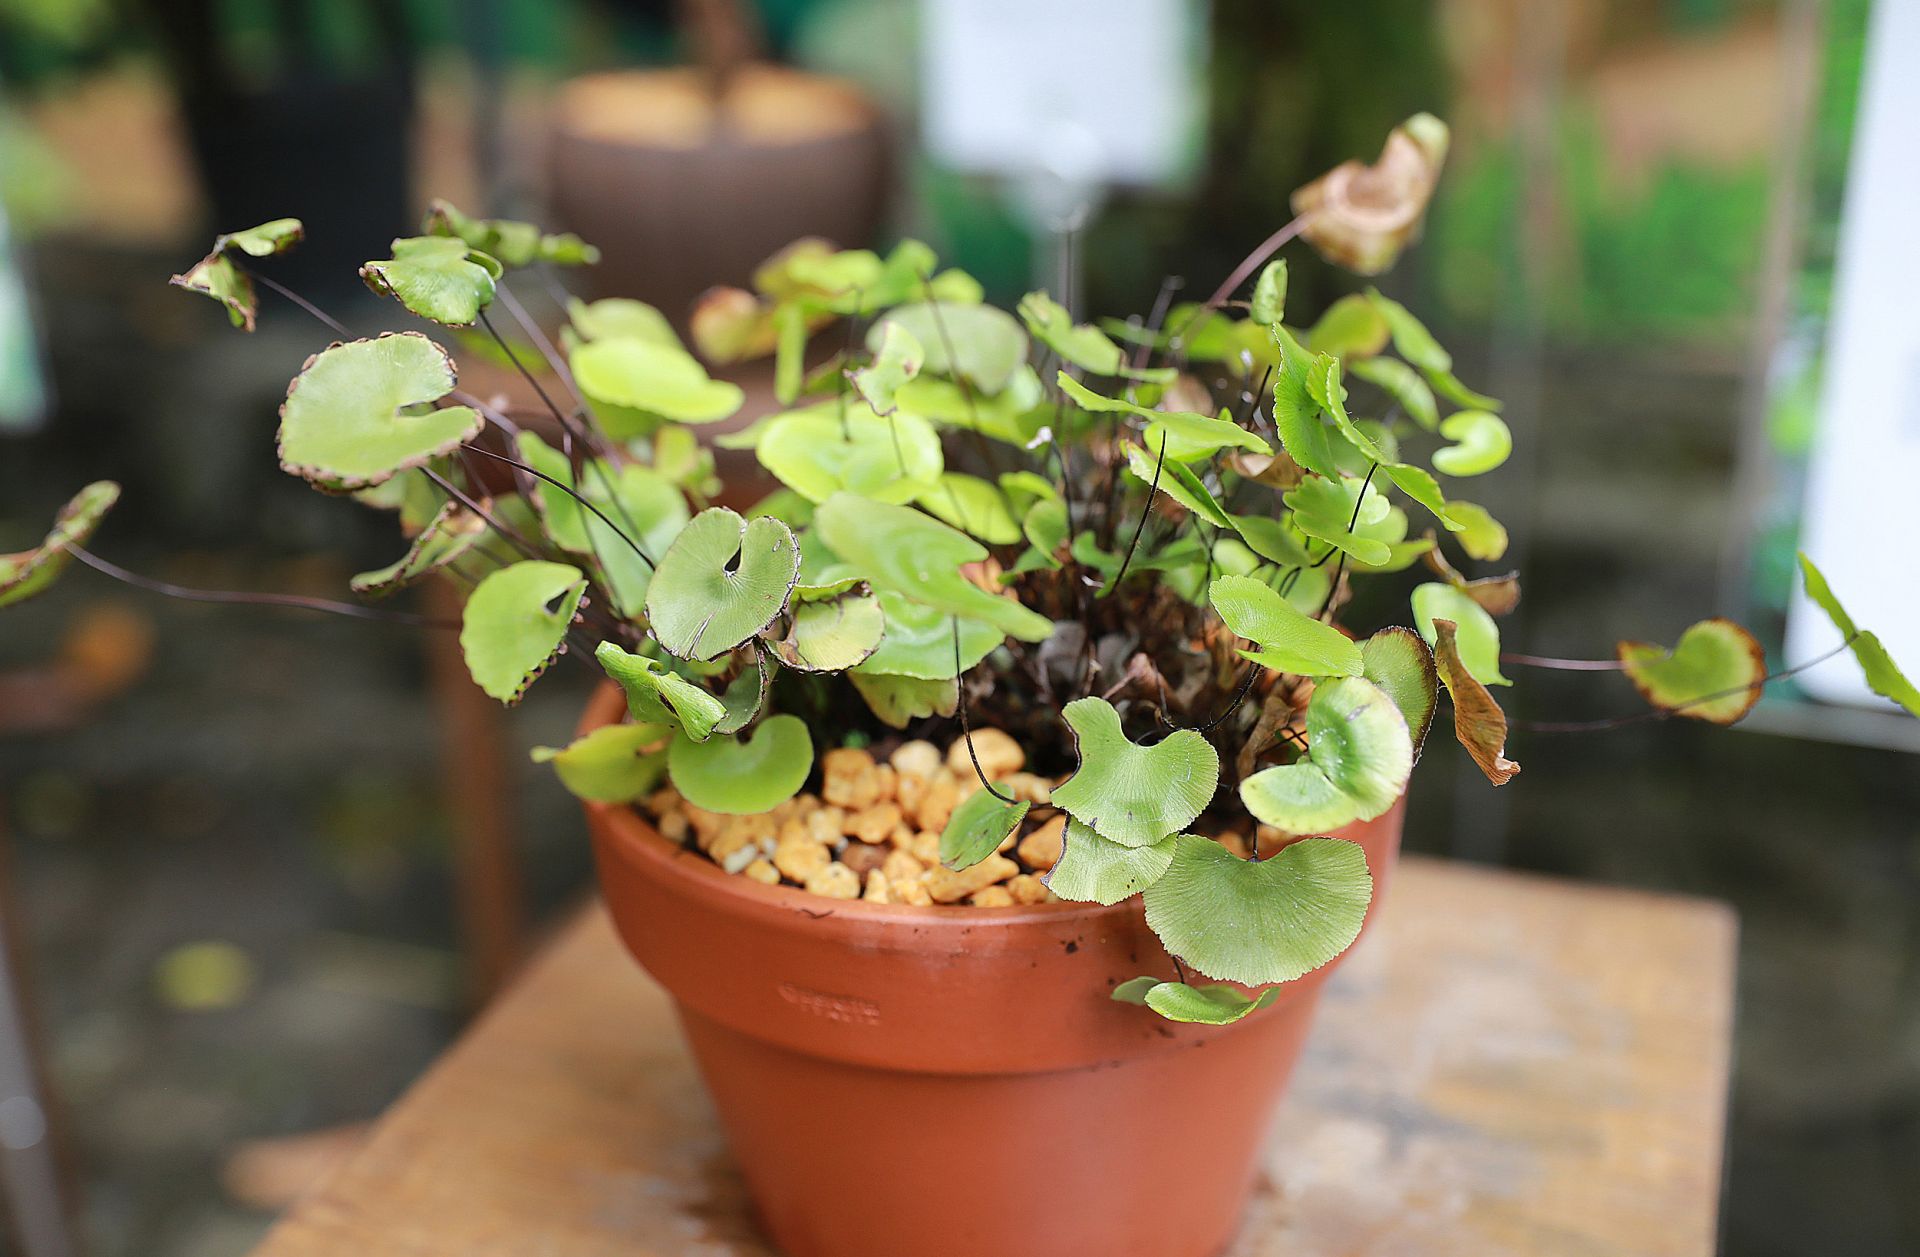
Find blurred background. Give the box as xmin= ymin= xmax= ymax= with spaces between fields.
xmin=0 ymin=1 xmax=1914 ymax=1254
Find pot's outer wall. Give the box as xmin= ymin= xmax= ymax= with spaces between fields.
xmin=581 ymin=683 xmax=1406 ymax=1257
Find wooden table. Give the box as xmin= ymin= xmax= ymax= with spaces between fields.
xmin=249 ymin=857 xmax=1737 ymax=1257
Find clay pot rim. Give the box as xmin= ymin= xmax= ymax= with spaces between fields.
xmin=579 ymin=681 xmax=1126 ymax=929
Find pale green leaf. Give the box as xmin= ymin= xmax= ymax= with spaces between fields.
xmin=360 ymin=236 xmax=500 ymax=326
xmin=1348 ymin=355 xmax=1437 ymax=430
xmin=459 ymin=561 xmax=586 ymax=704
xmin=914 ymin=474 xmax=1023 ymax=544
xmin=812 ymin=494 xmax=1053 ymax=642
xmin=277 ymin=333 xmax=481 ymax=492
xmin=1798 ymin=552 xmax=1920 ymax=718
xmin=1285 ymin=474 xmax=1392 ymax=566
xmin=565 ymin=297 xmax=680 ymax=350
xmin=572 ymin=337 xmax=745 ymax=436
xmin=1059 ymin=374 xmax=1267 ymax=462
xmin=1618 ymin=618 xmax=1766 ymax=725
xmin=667 ymin=714 xmax=813 ymax=815
xmin=0 ymin=481 xmax=120 ymax=609
xmin=1143 ymin=833 xmax=1373 ymax=984
xmin=1411 ymin=583 xmax=1509 ymax=686
xmin=1306 ymin=293 xmax=1390 ymax=358
xmin=1143 ymin=981 xmax=1282 ymax=1025
xmin=1432 ymin=410 xmax=1512 ymax=477
xmin=645 ymin=508 xmax=801 ymax=661
xmin=531 ymin=723 xmax=670 ymax=802
xmin=1269 ymin=326 xmax=1344 ymax=480
xmin=851 ymin=592 xmax=1001 ymax=679
xmin=349 ymin=499 xmax=487 ymax=597
xmin=1110 ymin=976 xmax=1162 ymax=1005
xmin=1018 ymin=290 xmax=1124 ymax=374
xmin=1124 ymin=443 xmax=1233 ymax=530
xmin=1045 ymin=821 xmax=1177 ymax=904
xmin=1239 ymin=677 xmax=1411 ymax=832
xmin=1209 ymin=574 xmax=1361 ymax=677
xmin=871 ymin=301 xmax=1028 ymax=393
xmin=849 ymin=672 xmax=959 ymax=728
xmin=1051 ymin=697 xmax=1220 ymax=847
xmin=1446 ymin=501 xmax=1508 ymax=561
xmin=595 ymin=641 xmax=728 ymax=741
xmin=939 ymin=787 xmax=1031 ymax=871
xmin=850 ymin=321 xmax=924 ymax=415
xmin=1361 ymin=627 xmax=1438 ymax=759
xmin=771 ymin=588 xmax=885 ymax=672
xmin=1250 ymin=260 xmax=1288 ymax=326
xmin=758 ymin=401 xmax=944 ymax=504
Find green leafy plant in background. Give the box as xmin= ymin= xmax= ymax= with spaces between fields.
xmin=8 ymin=113 xmax=1915 ymax=1028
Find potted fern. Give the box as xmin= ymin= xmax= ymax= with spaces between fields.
xmin=6 ymin=115 xmax=1914 ymax=1257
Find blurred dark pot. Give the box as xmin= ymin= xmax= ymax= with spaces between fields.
xmin=548 ymin=65 xmax=888 ymax=321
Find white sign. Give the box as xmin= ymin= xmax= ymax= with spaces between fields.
xmin=1785 ymin=0 xmax=1920 ymax=709
xmin=919 ymin=0 xmax=1206 ymax=189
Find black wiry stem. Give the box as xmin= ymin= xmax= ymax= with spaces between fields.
xmin=1107 ymin=431 xmax=1168 ymax=591
xmin=953 ymin=616 xmax=1018 ymax=804
xmin=68 ymin=546 xmax=455 ymax=628
xmin=461 ymin=445 xmax=656 ymax=569
xmin=247 ymin=269 xmax=352 ymax=338
xmin=495 ymin=281 xmax=581 ymax=402
xmin=918 ymin=275 xmax=1003 ymax=475
xmin=1511 ymin=639 xmax=1857 ymax=734
xmin=1314 ymin=462 xmax=1378 ymax=622
xmin=422 ymin=467 xmax=546 ymax=562
xmin=1502 ymin=652 xmax=1628 ymax=672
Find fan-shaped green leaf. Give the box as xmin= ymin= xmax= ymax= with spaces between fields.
xmin=360 ymin=236 xmax=500 ymax=326
xmin=1798 ymin=553 xmax=1920 ymax=718
xmin=895 ymin=367 xmax=1048 ymax=446
xmin=850 ymin=321 xmax=924 ymax=415
xmin=1045 ymin=821 xmax=1177 ymax=904
xmin=667 ymin=714 xmax=813 ymax=815
xmin=1124 ymin=444 xmax=1232 ymax=530
xmin=1446 ymin=501 xmax=1508 ymax=561
xmin=1411 ymin=583 xmax=1509 ymax=686
xmin=515 ymin=434 xmax=689 ymax=617
xmin=758 ymin=402 xmax=944 ymax=504
xmin=872 ymin=301 xmax=1027 ymax=393
xmin=1143 ymin=981 xmax=1283 ymax=1025
xmin=1366 ymin=287 xmax=1500 ymax=411
xmin=1361 ymin=627 xmax=1438 ymax=758
xmin=1381 ymin=463 xmax=1463 ymax=532
xmin=712 ymin=654 xmax=773 ymax=735
xmin=1432 ymin=410 xmax=1512 ymax=477
xmin=349 ymin=499 xmax=487 ymax=597
xmin=1348 ymin=355 xmax=1438 ymax=430
xmin=565 ymin=297 xmax=679 ymax=350
xmin=532 ymin=723 xmax=670 ymax=803
xmin=1285 ymin=474 xmax=1392 ymax=566
xmin=1431 ymin=618 xmax=1520 ymax=785
xmin=1270 ymin=326 xmax=1344 ymax=480
xmin=1111 ymin=976 xmax=1162 ymax=1005
xmin=771 ymin=588 xmax=885 ymax=672
xmin=595 ymin=641 xmax=728 ymax=741
xmin=1618 ymin=618 xmax=1766 ymax=725
xmin=1051 ymin=697 xmax=1219 ymax=847
xmin=851 ymin=593 xmax=1000 ymax=679
xmin=914 ymin=474 xmax=1023 ymax=544
xmin=0 ymin=481 xmax=120 ymax=609
xmin=1210 ymin=575 xmax=1361 ymax=677
xmin=812 ymin=494 xmax=1053 ymax=642
xmin=423 ymin=199 xmax=598 ymax=268
xmin=1239 ymin=677 xmax=1411 ymax=833
xmin=459 ymin=561 xmax=585 ymax=704
xmin=1250 ymin=260 xmax=1288 ymax=326
xmin=1306 ymin=294 xmax=1390 ymax=358
xmin=277 ymin=333 xmax=481 ymax=492
xmin=849 ymin=672 xmax=958 ymax=728
xmin=168 ymin=220 xmax=305 ymax=331
xmin=1019 ymin=291 xmax=1125 ymax=374
xmin=1060 ymin=374 xmax=1267 ymax=461
xmin=572 ymin=337 xmax=745 ymax=436
xmin=939 ymin=787 xmax=1031 ymax=871
xmin=1143 ymin=834 xmax=1373 ymax=984
xmin=645 ymin=508 xmax=801 ymax=661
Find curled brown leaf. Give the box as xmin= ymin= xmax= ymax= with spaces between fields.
xmin=1432 ymin=617 xmax=1520 ymax=786
xmin=1291 ymin=113 xmax=1450 ymax=276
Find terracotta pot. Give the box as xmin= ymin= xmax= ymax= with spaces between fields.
xmin=580 ymin=684 xmax=1405 ymax=1257
xmin=547 ymin=65 xmax=889 ymax=321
